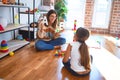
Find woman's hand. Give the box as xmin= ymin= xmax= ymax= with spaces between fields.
xmin=59 ymin=27 xmax=64 ymax=33
xmin=43 ymin=27 xmax=49 ymax=32
xmin=53 ymin=33 xmax=60 ymax=39
xmin=42 ymin=26 xmax=55 ymax=33
xmin=49 ymin=27 xmax=55 ymax=33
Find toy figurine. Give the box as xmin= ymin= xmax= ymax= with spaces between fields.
xmin=72 ymin=20 xmax=77 ymax=34
xmin=0 ymin=40 xmax=9 ymax=53
xmin=0 ymin=24 xmax=4 ymax=31
xmin=9 ymin=51 xmax=14 ymax=56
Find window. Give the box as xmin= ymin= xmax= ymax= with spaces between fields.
xmin=92 ymin=0 xmax=112 ymax=28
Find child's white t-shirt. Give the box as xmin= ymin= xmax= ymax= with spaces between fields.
xmin=70 ymin=42 xmax=86 ymax=72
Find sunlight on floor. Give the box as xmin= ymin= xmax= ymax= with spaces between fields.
xmin=103 ymin=36 xmax=116 ymax=44
xmin=90 ymin=47 xmax=120 ymax=80
xmin=103 ymin=36 xmax=120 ymax=47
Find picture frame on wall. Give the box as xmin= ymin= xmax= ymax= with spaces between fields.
xmin=39 ymin=0 xmax=54 ymax=11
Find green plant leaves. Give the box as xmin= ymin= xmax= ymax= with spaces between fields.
xmin=55 ymin=0 xmax=68 ymax=22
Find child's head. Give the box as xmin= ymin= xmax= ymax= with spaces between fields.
xmin=75 ymin=27 xmax=89 ymax=43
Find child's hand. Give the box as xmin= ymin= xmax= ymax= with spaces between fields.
xmin=68 ymin=44 xmax=72 ymax=51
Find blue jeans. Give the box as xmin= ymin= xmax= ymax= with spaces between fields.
xmin=35 ymin=37 xmax=66 ymax=50
xmin=63 ymin=59 xmax=90 ymax=76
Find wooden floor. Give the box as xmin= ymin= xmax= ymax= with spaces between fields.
xmin=0 ymin=30 xmax=120 ymax=80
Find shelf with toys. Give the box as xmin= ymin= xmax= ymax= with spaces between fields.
xmin=18 ymin=0 xmax=38 ymax=40
xmin=0 ymin=24 xmax=29 ymax=33
xmin=0 ymin=40 xmax=29 ymax=58
xmin=0 ymin=3 xmax=28 ymax=8
xmin=18 ymin=0 xmax=51 ymax=40
xmin=0 ymin=2 xmax=30 ymax=58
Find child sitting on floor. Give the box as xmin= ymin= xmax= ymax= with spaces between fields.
xmin=62 ymin=27 xmax=91 ymax=76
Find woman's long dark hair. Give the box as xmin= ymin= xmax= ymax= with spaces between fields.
xmin=76 ymin=27 xmax=90 ymax=70
xmin=46 ymin=9 xmax=58 ymax=29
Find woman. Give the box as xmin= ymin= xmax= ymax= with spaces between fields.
xmin=35 ymin=9 xmax=66 ymax=51
xmin=62 ymin=27 xmax=91 ymax=76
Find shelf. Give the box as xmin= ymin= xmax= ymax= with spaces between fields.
xmin=19 ymin=10 xmax=48 ymax=14
xmin=20 ymin=27 xmax=37 ymax=31
xmin=0 ymin=24 xmax=29 ymax=33
xmin=19 ymin=27 xmax=37 ymax=40
xmin=0 ymin=3 xmax=29 ymax=8
xmin=19 ymin=12 xmax=35 ymax=14
xmin=0 ymin=2 xmax=31 ymax=59
xmin=39 ymin=10 xmax=48 ymax=14
xmin=0 ymin=40 xmax=29 ymax=58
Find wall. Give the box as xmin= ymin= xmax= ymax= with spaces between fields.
xmin=109 ymin=0 xmax=120 ymax=35
xmin=65 ymin=0 xmax=86 ymax=29
xmin=0 ymin=7 xmax=13 ymax=42
xmin=84 ymin=0 xmax=94 ymax=28
xmin=84 ymin=0 xmax=120 ymax=35
xmin=84 ymin=0 xmax=109 ymax=34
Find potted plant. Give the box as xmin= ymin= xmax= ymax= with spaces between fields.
xmin=55 ymin=0 xmax=68 ymax=22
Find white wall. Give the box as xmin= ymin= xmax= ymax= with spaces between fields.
xmin=0 ymin=7 xmax=13 ymax=42
xmin=0 ymin=32 xmax=13 ymax=42
xmin=0 ymin=7 xmax=12 ymax=24
xmin=65 ymin=0 xmax=86 ymax=29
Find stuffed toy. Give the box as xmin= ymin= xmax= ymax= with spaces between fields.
xmin=0 ymin=24 xmax=4 ymax=31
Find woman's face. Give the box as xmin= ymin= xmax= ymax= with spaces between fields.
xmin=49 ymin=13 xmax=57 ymax=24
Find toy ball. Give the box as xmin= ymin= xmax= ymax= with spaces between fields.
xmin=9 ymin=51 xmax=14 ymax=56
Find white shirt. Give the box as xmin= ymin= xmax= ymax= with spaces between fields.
xmin=70 ymin=42 xmax=86 ymax=72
